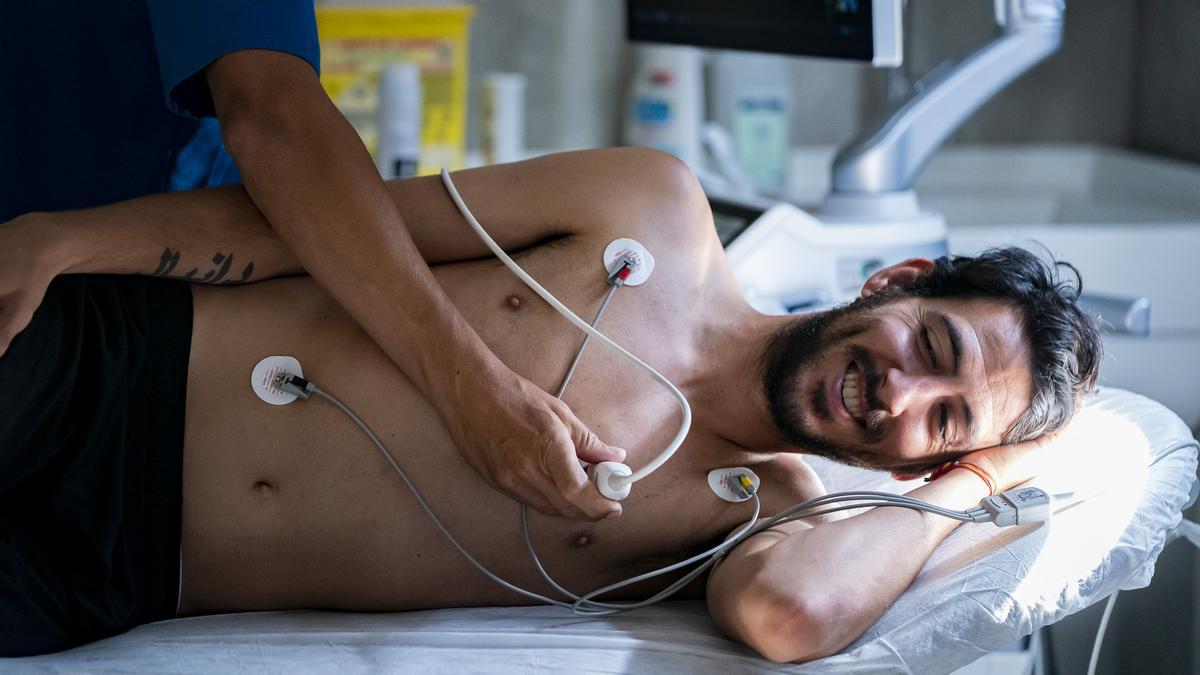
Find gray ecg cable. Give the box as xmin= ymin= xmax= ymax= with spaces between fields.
xmin=274 ymin=368 xmax=1049 ymax=617
xmin=556 ymin=279 xmax=624 ymax=398
xmin=273 ymin=370 xmax=762 ymax=614
xmin=275 ymin=373 xmax=569 ymax=608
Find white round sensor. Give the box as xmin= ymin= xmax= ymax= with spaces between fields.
xmin=251 ymin=355 xmax=304 ymax=405
xmin=603 ymin=238 xmax=655 ymax=286
xmin=707 ymin=467 xmax=761 ymax=503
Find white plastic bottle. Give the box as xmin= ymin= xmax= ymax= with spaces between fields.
xmin=483 ymin=72 xmax=526 ymax=165
xmin=711 ymin=51 xmax=791 ymax=195
xmin=376 ymin=62 xmax=423 ymax=179
xmin=623 ymin=45 xmax=704 ymax=169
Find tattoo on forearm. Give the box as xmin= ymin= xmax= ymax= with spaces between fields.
xmin=151 ymin=247 xmax=255 ymax=284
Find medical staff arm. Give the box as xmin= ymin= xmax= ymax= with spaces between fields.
xmin=707 ymin=440 xmax=1049 ymax=663
xmin=207 ymin=51 xmax=636 ymax=521
xmin=0 ymin=147 xmax=683 ymax=359
xmin=13 ymin=146 xmax=645 ymax=280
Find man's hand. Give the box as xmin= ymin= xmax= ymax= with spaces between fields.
xmin=446 ymin=367 xmax=628 ymax=521
xmin=0 ymin=215 xmax=65 ymax=357
xmin=961 ymin=432 xmax=1059 ymax=493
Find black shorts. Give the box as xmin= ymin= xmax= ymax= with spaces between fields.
xmin=0 ymin=275 xmax=192 ymax=657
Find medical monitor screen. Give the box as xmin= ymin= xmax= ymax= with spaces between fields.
xmin=627 ymin=0 xmax=877 ymax=62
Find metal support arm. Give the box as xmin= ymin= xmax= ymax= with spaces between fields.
xmin=831 ymin=0 xmax=1065 ymax=195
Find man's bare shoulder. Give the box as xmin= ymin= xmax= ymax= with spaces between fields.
xmin=704 ymin=455 xmax=829 ymax=570
xmin=742 ymin=454 xmax=833 ymax=529
xmin=565 ymin=148 xmax=723 ymax=270
xmin=760 ymin=454 xmax=827 ymax=504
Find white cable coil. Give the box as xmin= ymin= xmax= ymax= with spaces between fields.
xmin=439 ymin=168 xmax=692 ymax=493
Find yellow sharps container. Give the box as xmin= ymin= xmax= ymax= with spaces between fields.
xmin=316 ymin=5 xmax=474 ymax=174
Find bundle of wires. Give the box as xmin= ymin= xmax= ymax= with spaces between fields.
xmin=282 ymin=370 xmax=1015 ymax=617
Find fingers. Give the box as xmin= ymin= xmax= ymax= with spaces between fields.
xmin=511 ymin=449 xmax=587 ymax=520
xmin=461 ymin=446 xmax=560 ymax=518
xmin=531 ymin=479 xmax=587 ymax=520
xmin=545 ymin=444 xmax=622 ymax=521
xmin=574 ymin=433 xmax=627 ymax=466
xmin=491 ymin=441 xmax=616 ymax=521
xmin=451 ymin=380 xmax=627 ymax=521
xmin=511 ymin=485 xmax=561 ymax=518
xmin=556 ymin=422 xmax=624 ymax=520
xmin=522 ymin=430 xmax=589 ymax=520
xmin=564 ymin=407 xmax=626 ymax=466
xmin=551 ymin=410 xmax=626 ymax=520
xmin=462 ymin=435 xmax=576 ymax=519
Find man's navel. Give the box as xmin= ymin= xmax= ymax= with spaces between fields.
xmin=252 ymin=479 xmax=277 ymax=498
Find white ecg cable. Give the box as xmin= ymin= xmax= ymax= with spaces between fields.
xmin=439 ymin=168 xmax=691 ymax=490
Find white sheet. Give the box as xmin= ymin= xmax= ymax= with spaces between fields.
xmin=5 ymin=388 xmax=1195 ymax=674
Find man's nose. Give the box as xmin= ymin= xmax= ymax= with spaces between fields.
xmin=878 ymin=368 xmax=958 ymax=415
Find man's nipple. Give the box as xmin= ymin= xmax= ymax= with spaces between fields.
xmin=506 ymin=295 xmax=523 ymax=312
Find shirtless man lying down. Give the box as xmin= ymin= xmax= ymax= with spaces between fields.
xmin=0 ymin=149 xmax=1101 ymax=661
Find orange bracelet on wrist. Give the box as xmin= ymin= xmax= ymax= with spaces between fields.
xmin=925 ymin=460 xmax=996 ymax=496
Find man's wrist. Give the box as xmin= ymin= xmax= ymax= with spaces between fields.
xmin=959 ymin=446 xmax=1037 ymax=494
xmin=444 ymin=340 xmax=509 ymax=398
xmin=926 ymin=460 xmax=996 ymax=495
xmin=423 ymin=347 xmax=516 ymax=441
xmin=13 ymin=212 xmax=80 ymax=277
xmin=907 ymin=470 xmax=993 ymax=520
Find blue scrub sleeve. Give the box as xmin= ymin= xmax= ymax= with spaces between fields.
xmin=145 ymin=0 xmax=321 ymax=118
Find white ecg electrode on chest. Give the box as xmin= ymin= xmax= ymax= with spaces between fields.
xmin=250 ymin=355 xmax=305 ymax=405
xmin=603 ymin=238 xmax=655 ymax=286
xmin=707 ymin=467 xmax=762 ymax=503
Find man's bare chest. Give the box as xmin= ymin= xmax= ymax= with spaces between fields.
xmin=181 ymin=235 xmax=815 ymax=610
xmin=429 ymin=236 xmax=695 ymax=400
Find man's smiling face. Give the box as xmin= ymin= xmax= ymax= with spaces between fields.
xmin=763 ymin=293 xmax=1034 ymax=473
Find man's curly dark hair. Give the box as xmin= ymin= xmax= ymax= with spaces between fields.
xmin=900 ymin=246 xmax=1103 ymax=444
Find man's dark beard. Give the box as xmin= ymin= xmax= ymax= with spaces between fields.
xmin=760 ymin=295 xmax=898 ymax=470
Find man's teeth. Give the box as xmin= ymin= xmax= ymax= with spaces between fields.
xmin=842 ymin=368 xmax=863 ymax=420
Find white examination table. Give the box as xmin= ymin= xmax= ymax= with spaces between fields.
xmin=4 ymin=387 xmax=1196 ymax=674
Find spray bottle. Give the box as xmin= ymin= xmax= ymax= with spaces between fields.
xmin=623 ymin=45 xmax=704 ymax=169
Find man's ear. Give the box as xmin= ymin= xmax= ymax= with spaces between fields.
xmin=862 ymin=258 xmax=935 ymax=298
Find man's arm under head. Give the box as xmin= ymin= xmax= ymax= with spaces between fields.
xmin=22 ymin=147 xmax=693 ymax=283
xmin=706 ymin=434 xmax=1054 ymax=664
xmin=706 ymin=470 xmax=990 ymax=663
